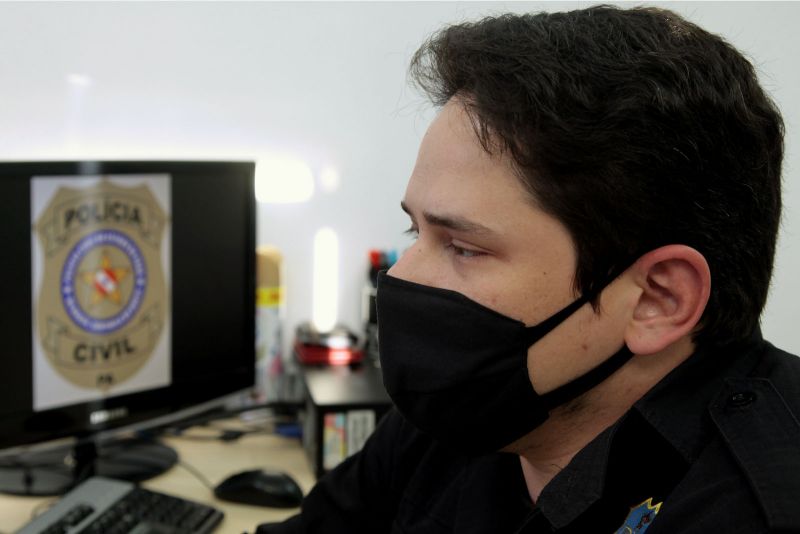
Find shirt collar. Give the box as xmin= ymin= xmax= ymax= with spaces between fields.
xmin=535 ymin=332 xmax=766 ymax=528
xmin=634 ymin=331 xmax=765 ymax=462
xmin=536 ymin=422 xmax=616 ymax=528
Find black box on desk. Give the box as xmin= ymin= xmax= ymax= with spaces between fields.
xmin=301 ymin=363 xmax=392 ymax=478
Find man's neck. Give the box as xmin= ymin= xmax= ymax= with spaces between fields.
xmin=515 ymin=390 xmax=621 ymax=502
xmin=510 ymin=337 xmax=696 ymax=502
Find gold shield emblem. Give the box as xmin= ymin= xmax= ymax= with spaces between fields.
xmin=34 ymin=178 xmax=168 ymax=391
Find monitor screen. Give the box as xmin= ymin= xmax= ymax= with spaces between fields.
xmin=0 ymin=161 xmax=256 ymax=492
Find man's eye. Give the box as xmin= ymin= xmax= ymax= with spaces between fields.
xmin=448 ymin=243 xmax=483 ymax=258
xmin=403 ymin=226 xmax=419 ymax=238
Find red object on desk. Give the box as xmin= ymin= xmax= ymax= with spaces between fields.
xmin=294 ymin=340 xmax=364 ymax=366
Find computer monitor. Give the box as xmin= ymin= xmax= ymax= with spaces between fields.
xmin=0 ymin=161 xmax=256 ymax=495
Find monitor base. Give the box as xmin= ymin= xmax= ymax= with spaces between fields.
xmin=0 ymin=437 xmax=178 ymax=496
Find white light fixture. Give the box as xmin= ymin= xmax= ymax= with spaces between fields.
xmin=312 ymin=227 xmax=339 ymax=332
xmin=255 ymin=156 xmax=314 ymax=203
xmin=319 ymin=166 xmax=341 ymax=194
xmin=66 ymin=73 xmax=93 ymax=88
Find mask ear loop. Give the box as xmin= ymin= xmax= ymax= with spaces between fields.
xmin=520 ymin=267 xmax=634 ymax=409
xmin=520 ymin=294 xmax=593 ymax=346
xmin=519 ymin=265 xmax=619 ymax=347
xmin=539 ymin=345 xmax=634 ymax=409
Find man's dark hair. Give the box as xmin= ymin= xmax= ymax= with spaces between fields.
xmin=410 ymin=5 xmax=784 ymax=346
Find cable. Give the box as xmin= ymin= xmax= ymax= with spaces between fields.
xmin=166 ymin=425 xmax=286 ymax=443
xmin=175 ymin=459 xmax=216 ymax=492
xmin=159 ymin=401 xmax=303 ymax=433
xmin=162 ymin=409 xmax=299 ymax=443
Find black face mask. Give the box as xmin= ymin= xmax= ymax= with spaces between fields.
xmin=376 ymin=271 xmax=633 ymax=456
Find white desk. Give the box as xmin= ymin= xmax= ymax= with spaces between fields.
xmin=0 ymin=422 xmax=315 ymax=534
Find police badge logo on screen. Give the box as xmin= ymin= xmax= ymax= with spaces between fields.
xmin=31 ymin=176 xmax=172 ymax=411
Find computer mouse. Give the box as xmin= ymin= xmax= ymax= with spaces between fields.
xmin=213 ymin=469 xmax=304 ymax=508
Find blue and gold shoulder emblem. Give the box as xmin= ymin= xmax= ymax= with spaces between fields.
xmin=614 ymin=498 xmax=662 ymax=534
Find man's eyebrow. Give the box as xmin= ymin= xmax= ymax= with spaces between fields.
xmin=400 ymin=201 xmax=496 ymax=236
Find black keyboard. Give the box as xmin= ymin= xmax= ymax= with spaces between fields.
xmin=17 ymin=477 xmax=223 ymax=534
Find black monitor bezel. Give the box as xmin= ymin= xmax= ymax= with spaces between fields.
xmin=0 ymin=160 xmax=256 ymax=451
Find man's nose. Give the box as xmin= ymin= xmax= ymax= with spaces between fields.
xmin=387 ymin=239 xmax=439 ymax=287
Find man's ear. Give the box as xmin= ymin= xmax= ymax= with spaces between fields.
xmin=624 ymin=245 xmax=711 ymax=355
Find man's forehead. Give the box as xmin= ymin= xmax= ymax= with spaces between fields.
xmin=414 ymin=102 xmax=519 ymax=185
xmin=416 ymin=102 xmax=486 ymax=168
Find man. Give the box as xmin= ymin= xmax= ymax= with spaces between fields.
xmin=260 ymin=5 xmax=798 ymax=533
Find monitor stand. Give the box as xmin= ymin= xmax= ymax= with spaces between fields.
xmin=0 ymin=436 xmax=178 ymax=496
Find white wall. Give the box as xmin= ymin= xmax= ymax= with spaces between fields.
xmin=1 ymin=2 xmax=797 ymax=355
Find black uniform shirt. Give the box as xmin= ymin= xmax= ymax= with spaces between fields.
xmin=259 ymin=334 xmax=800 ymax=533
